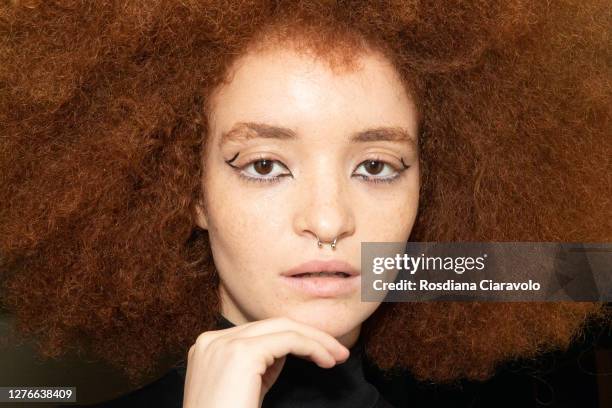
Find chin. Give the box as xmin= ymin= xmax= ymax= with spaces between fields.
xmin=275 ymin=302 xmax=364 ymax=336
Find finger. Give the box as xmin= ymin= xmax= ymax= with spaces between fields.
xmin=229 ymin=317 xmax=350 ymax=361
xmin=240 ymin=331 xmax=338 ymax=369
xmin=189 ymin=317 xmax=350 ymax=363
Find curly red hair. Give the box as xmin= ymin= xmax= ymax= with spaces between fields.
xmin=0 ymin=0 xmax=610 ymax=385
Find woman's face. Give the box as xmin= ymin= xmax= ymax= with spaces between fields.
xmin=195 ymin=44 xmax=420 ymax=347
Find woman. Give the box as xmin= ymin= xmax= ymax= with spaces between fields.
xmin=0 ymin=1 xmax=609 ymax=407
xmin=182 ymin=39 xmax=420 ymax=407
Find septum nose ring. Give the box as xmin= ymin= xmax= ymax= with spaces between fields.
xmin=316 ymin=235 xmax=338 ymax=250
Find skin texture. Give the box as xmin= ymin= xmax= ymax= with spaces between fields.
xmin=0 ymin=0 xmax=610 ymax=386
xmin=194 ymin=46 xmax=420 ymax=350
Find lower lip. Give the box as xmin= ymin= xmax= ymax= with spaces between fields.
xmin=281 ymin=274 xmax=360 ymax=297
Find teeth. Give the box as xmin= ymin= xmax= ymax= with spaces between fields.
xmin=296 ymin=272 xmax=349 ymax=278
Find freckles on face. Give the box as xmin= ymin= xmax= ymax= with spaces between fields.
xmin=197 ymin=44 xmax=420 ymax=332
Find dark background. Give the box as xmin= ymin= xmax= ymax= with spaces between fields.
xmin=367 ymin=307 xmax=612 ymax=408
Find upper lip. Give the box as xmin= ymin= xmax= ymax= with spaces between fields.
xmin=282 ymin=260 xmax=360 ymax=277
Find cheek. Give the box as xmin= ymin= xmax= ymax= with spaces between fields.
xmin=356 ymin=184 xmax=419 ymax=240
xmin=206 ymin=179 xmax=289 ymax=253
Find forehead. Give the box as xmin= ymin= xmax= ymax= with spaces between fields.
xmin=207 ymin=46 xmax=418 ymax=141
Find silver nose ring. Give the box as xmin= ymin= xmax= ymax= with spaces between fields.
xmin=316 ymin=235 xmax=338 ymax=250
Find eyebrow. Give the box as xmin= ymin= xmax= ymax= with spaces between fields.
xmin=219 ymin=121 xmax=417 ymax=148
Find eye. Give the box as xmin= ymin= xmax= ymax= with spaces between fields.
xmin=353 ymin=159 xmax=402 ymax=183
xmin=226 ymin=154 xmax=410 ymax=185
xmin=241 ymin=159 xmax=291 ymax=181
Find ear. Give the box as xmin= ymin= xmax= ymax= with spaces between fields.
xmin=193 ymin=199 xmax=209 ymax=230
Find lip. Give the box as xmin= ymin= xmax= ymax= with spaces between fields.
xmin=282 ymin=260 xmax=360 ymax=277
xmin=281 ymin=260 xmax=361 ymax=297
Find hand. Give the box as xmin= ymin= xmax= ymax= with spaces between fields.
xmin=182 ymin=316 xmax=351 ymax=408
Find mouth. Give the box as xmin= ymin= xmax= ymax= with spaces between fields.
xmin=291 ymin=271 xmax=352 ymax=278
xmin=281 ymin=259 xmax=360 ymax=278
xmin=281 ymin=260 xmax=360 ymax=297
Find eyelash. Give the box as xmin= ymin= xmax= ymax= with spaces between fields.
xmin=227 ymin=155 xmax=409 ymax=185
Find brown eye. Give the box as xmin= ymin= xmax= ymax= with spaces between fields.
xmin=364 ymin=160 xmax=384 ymax=175
xmin=353 ymin=159 xmax=401 ymax=182
xmin=253 ymin=159 xmax=273 ymax=175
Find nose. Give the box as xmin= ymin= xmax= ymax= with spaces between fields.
xmin=294 ymin=170 xmax=356 ymax=249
